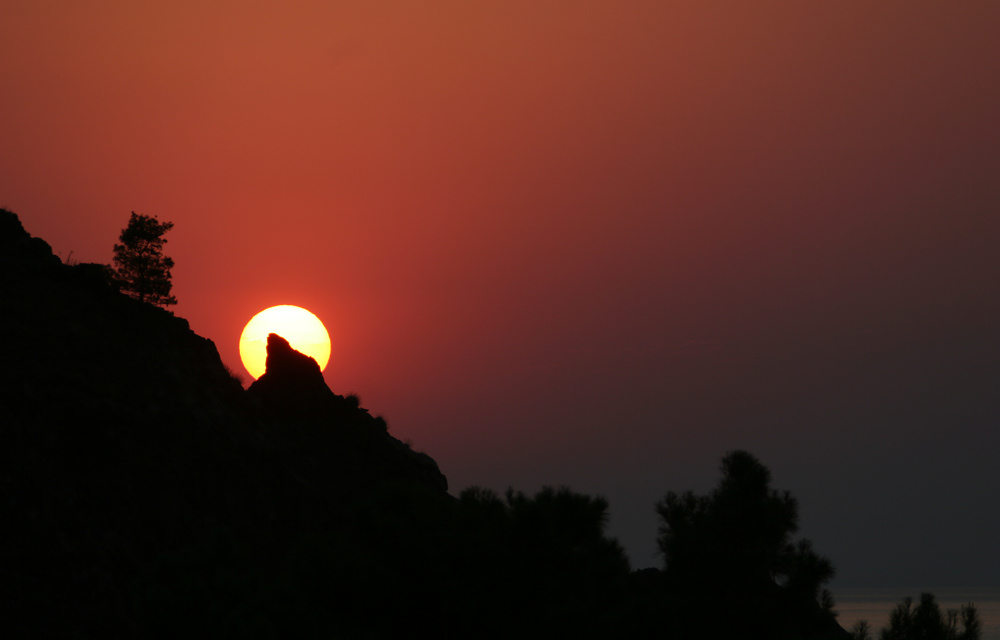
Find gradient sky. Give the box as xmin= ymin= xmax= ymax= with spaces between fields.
xmin=3 ymin=1 xmax=1000 ymax=588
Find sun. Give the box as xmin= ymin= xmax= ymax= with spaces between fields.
xmin=239 ymin=305 xmax=331 ymax=379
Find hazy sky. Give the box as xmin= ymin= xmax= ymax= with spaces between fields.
xmin=3 ymin=1 xmax=999 ymax=588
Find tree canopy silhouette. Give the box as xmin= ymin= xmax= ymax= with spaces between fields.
xmin=448 ymin=486 xmax=631 ymax=638
xmin=656 ymin=450 xmax=837 ymax=639
xmin=112 ymin=212 xmax=177 ymax=307
xmin=862 ymin=593 xmax=981 ymax=640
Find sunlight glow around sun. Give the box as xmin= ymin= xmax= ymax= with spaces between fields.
xmin=239 ymin=305 xmax=331 ymax=379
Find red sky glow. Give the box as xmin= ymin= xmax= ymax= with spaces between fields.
xmin=3 ymin=1 xmax=1000 ymax=586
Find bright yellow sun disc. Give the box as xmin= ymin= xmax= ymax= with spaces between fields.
xmin=239 ymin=305 xmax=331 ymax=379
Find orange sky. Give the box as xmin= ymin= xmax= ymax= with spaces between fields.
xmin=4 ymin=2 xmax=1000 ymax=586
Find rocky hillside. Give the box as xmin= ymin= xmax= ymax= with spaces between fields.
xmin=0 ymin=209 xmax=448 ymax=637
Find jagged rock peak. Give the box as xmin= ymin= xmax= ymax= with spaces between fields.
xmin=265 ymin=333 xmax=321 ymax=378
xmin=0 ymin=208 xmax=62 ymax=272
xmin=246 ymin=333 xmax=333 ymax=409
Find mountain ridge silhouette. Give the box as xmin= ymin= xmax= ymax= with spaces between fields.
xmin=0 ymin=209 xmax=851 ymax=639
xmin=0 ymin=209 xmax=448 ymax=636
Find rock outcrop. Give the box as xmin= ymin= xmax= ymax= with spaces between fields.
xmin=247 ymin=333 xmax=335 ymax=408
xmin=246 ymin=331 xmax=449 ymax=494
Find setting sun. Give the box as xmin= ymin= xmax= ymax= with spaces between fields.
xmin=239 ymin=305 xmax=331 ymax=379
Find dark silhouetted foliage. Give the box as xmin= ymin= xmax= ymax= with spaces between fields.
xmin=852 ymin=619 xmax=873 ymax=640
xmin=448 ymin=486 xmax=632 ymax=639
xmin=656 ymin=450 xmax=838 ymax=639
xmin=877 ymin=593 xmax=980 ymax=640
xmin=112 ymin=211 xmax=177 ymax=306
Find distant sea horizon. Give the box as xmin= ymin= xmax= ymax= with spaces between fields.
xmin=834 ymin=588 xmax=1000 ymax=640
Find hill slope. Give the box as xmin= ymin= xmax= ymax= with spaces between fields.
xmin=0 ymin=209 xmax=449 ymax=636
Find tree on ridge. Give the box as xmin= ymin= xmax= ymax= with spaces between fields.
xmin=112 ymin=212 xmax=177 ymax=307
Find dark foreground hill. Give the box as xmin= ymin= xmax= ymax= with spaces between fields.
xmin=0 ymin=209 xmax=849 ymax=639
xmin=1 ymin=210 xmax=452 ymax=636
